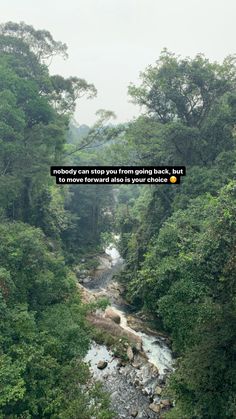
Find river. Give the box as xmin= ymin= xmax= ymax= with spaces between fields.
xmin=82 ymin=241 xmax=174 ymax=418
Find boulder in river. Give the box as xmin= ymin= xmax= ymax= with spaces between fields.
xmin=130 ymin=409 xmax=138 ymax=417
xmin=154 ymin=385 xmax=162 ymax=395
xmin=97 ymin=360 xmax=108 ymax=370
xmin=82 ymin=276 xmax=92 ymax=284
xmin=105 ymin=307 xmax=121 ymax=324
xmin=150 ymin=364 xmax=159 ymax=377
xmin=132 ymin=361 xmax=141 ymax=369
xmin=160 ymin=399 xmax=171 ymax=407
xmin=149 ymin=402 xmax=161 ymax=413
xmin=127 ymin=346 xmax=134 ymax=361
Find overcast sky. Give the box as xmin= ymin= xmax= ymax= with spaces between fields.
xmin=2 ymin=0 xmax=236 ymax=125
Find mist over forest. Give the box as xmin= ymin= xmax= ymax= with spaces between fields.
xmin=0 ymin=19 xmax=235 ymax=419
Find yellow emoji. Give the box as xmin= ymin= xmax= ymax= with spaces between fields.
xmin=170 ymin=176 xmax=177 ymax=184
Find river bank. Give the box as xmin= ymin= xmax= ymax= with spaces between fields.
xmin=76 ymin=243 xmax=174 ymax=418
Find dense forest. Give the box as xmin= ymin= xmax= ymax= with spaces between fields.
xmin=0 ymin=21 xmax=235 ymax=419
xmin=0 ymin=22 xmax=114 ymax=418
xmin=111 ymin=52 xmax=236 ymax=418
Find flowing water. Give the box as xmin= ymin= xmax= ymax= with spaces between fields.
xmin=83 ymin=241 xmax=174 ymax=418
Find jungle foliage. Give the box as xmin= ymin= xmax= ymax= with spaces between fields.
xmin=0 ymin=20 xmax=236 ymax=418
xmin=0 ymin=22 xmax=114 ymax=418
xmin=111 ymin=51 xmax=236 ymax=418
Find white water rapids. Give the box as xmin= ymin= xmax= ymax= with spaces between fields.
xmin=83 ymin=240 xmax=174 ymax=418
xmin=111 ymin=305 xmax=173 ymax=375
xmin=85 ymin=241 xmax=173 ymax=375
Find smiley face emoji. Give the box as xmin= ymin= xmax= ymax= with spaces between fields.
xmin=170 ymin=176 xmax=177 ymax=184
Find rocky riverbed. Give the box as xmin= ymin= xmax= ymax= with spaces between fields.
xmin=77 ymin=242 xmax=174 ymax=418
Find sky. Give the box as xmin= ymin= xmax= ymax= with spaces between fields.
xmin=2 ymin=0 xmax=236 ymax=125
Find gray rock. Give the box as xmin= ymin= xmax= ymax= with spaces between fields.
xmin=83 ymin=277 xmax=92 ymax=284
xmin=154 ymin=385 xmax=162 ymax=395
xmin=149 ymin=402 xmax=161 ymax=413
xmin=132 ymin=361 xmax=141 ymax=369
xmin=160 ymin=399 xmax=171 ymax=407
xmin=130 ymin=409 xmax=139 ymax=417
xmin=110 ymin=390 xmax=118 ymax=400
xmin=127 ymin=346 xmax=134 ymax=361
xmin=97 ymin=360 xmax=108 ymax=370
